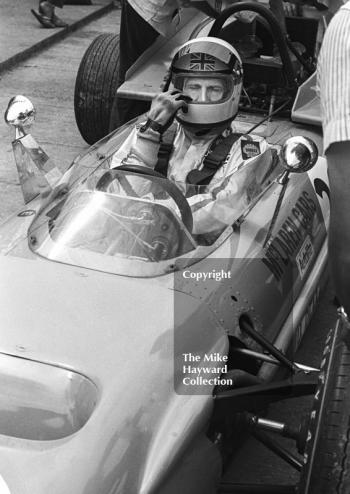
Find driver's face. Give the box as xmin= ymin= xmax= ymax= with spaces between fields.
xmin=183 ymin=77 xmax=225 ymax=103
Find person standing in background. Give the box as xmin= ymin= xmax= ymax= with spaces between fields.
xmin=110 ymin=0 xmax=161 ymax=128
xmin=317 ymin=1 xmax=350 ymax=316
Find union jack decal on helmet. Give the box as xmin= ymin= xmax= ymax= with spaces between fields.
xmin=189 ymin=53 xmax=216 ymax=71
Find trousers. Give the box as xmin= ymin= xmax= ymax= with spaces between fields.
xmin=109 ymin=0 xmax=159 ymax=129
xmin=41 ymin=0 xmax=65 ymax=7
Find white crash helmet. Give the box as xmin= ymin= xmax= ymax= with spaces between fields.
xmin=171 ymin=37 xmax=243 ymax=129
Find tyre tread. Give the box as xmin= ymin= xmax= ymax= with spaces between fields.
xmin=299 ymin=327 xmax=350 ymax=493
xmin=74 ymin=33 xmax=120 ymax=144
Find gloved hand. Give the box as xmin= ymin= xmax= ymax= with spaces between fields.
xmin=147 ymin=90 xmax=191 ymax=131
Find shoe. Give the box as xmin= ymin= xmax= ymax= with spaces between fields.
xmin=40 ymin=1 xmax=67 ymax=27
xmin=39 ymin=1 xmax=54 ymax=16
xmin=52 ymin=13 xmax=68 ymax=27
xmin=31 ymin=8 xmax=55 ymax=28
xmin=31 ymin=1 xmax=68 ymax=28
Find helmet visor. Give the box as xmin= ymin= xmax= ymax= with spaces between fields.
xmin=173 ymin=74 xmax=234 ymax=104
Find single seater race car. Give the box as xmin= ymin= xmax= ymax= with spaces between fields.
xmin=1 ymin=3 xmax=347 ymax=494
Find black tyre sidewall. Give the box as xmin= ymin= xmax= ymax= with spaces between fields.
xmin=299 ymin=321 xmax=350 ymax=493
xmin=74 ymin=33 xmax=120 ymax=144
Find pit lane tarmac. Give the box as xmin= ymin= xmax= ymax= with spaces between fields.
xmin=0 ymin=3 xmax=121 ymax=223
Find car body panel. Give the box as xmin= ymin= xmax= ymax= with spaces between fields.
xmin=0 ymin=252 xmax=228 ymax=494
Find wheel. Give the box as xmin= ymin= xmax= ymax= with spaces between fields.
xmin=74 ymin=33 xmax=120 ymax=144
xmin=298 ymin=315 xmax=350 ymax=493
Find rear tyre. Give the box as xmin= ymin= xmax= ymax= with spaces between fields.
xmin=74 ymin=33 xmax=120 ymax=144
xmin=298 ymin=318 xmax=350 ymax=493
xmin=108 ymin=88 xmax=150 ymax=132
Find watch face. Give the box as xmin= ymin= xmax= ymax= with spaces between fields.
xmin=138 ymin=119 xmax=151 ymax=133
xmin=139 ymin=118 xmax=163 ymax=134
xmin=139 ymin=122 xmax=148 ymax=133
xmin=150 ymin=120 xmax=164 ymax=133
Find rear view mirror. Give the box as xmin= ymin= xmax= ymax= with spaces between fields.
xmin=4 ymin=95 xmax=36 ymax=138
xmin=4 ymin=95 xmax=62 ymax=204
xmin=280 ymin=136 xmax=318 ymax=174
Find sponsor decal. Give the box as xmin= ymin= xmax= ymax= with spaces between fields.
xmin=296 ymin=235 xmax=314 ymax=279
xmin=17 ymin=209 xmax=35 ymax=217
xmin=241 ymin=139 xmax=261 ymax=159
xmin=262 ymin=191 xmax=317 ymax=281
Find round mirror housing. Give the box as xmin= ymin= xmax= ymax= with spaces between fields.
xmin=4 ymin=95 xmax=36 ymax=130
xmin=280 ymin=136 xmax=318 ymax=173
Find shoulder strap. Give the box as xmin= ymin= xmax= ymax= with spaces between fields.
xmin=186 ymin=132 xmax=242 ymax=187
xmin=154 ymin=122 xmax=178 ymax=176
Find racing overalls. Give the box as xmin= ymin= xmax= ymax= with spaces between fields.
xmin=110 ymin=122 xmax=278 ymax=235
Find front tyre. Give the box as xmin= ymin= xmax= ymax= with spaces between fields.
xmin=299 ymin=315 xmax=350 ymax=493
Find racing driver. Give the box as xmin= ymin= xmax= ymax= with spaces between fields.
xmin=110 ymin=37 xmax=278 ymax=237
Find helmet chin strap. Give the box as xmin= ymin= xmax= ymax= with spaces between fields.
xmin=180 ymin=121 xmax=221 ymax=137
xmin=194 ymin=126 xmax=227 ymax=137
xmin=195 ymin=128 xmax=217 ymax=136
xmin=176 ymin=117 xmax=234 ymax=136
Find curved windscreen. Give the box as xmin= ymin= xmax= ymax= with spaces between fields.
xmin=28 ymin=166 xmax=204 ymax=277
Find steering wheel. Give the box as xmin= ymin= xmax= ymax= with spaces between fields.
xmin=208 ymin=1 xmax=297 ymax=89
xmin=95 ymin=164 xmax=193 ymax=233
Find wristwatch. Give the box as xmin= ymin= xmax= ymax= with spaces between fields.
xmin=139 ymin=118 xmax=165 ymax=135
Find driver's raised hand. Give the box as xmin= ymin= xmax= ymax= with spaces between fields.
xmin=147 ymin=90 xmax=191 ymax=131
